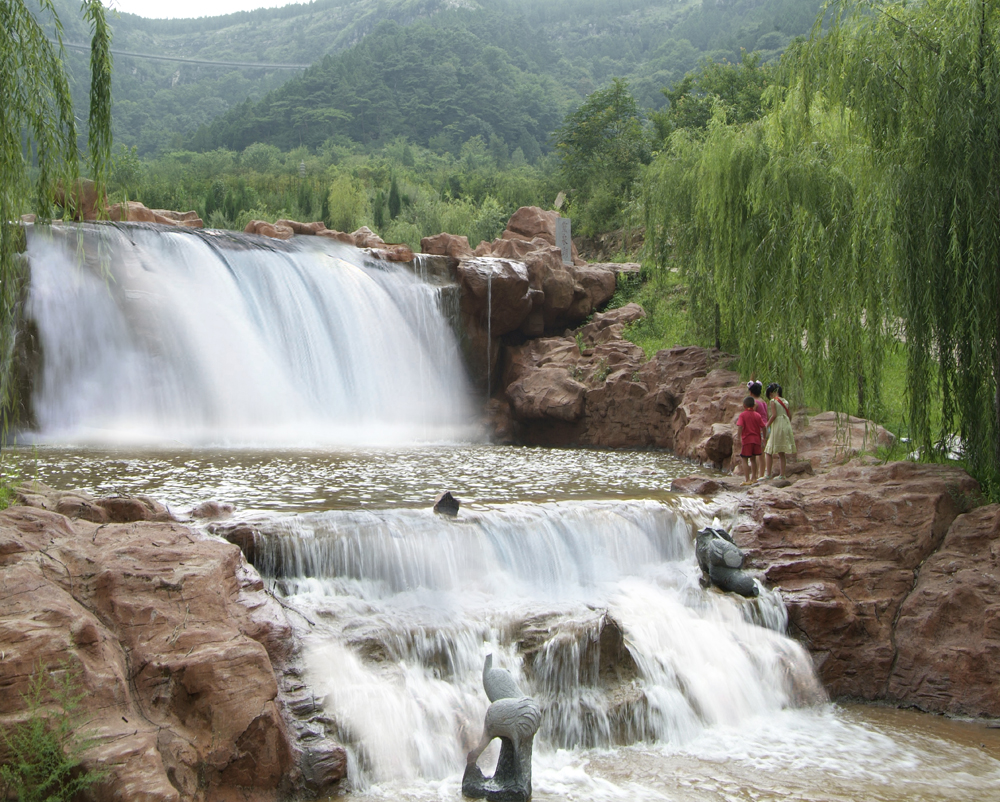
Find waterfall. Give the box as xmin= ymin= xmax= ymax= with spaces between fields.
xmin=24 ymin=224 xmax=473 ymax=445
xmin=245 ymin=500 xmax=825 ymax=789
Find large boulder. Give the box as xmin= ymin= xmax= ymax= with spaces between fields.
xmin=0 ymin=486 xmax=314 ymax=801
xmin=735 ymin=461 xmax=984 ymax=704
xmin=420 ymin=232 xmax=474 ymax=259
xmin=54 ymin=178 xmax=103 ymax=221
xmin=457 ymin=258 xmax=533 ymax=337
xmin=886 ymin=503 xmax=1000 ymax=716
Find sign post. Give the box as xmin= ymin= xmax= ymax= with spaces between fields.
xmin=555 ymin=217 xmax=572 ymax=265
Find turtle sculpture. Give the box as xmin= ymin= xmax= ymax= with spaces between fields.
xmin=695 ymin=526 xmax=759 ymax=598
xmin=462 ymin=654 xmax=541 ymax=802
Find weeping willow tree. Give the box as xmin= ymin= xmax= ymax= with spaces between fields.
xmin=645 ymin=0 xmax=1000 ymax=493
xmin=644 ymin=77 xmax=895 ymax=418
xmin=0 ymin=0 xmax=113 ymax=436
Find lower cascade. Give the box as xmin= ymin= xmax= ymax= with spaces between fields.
xmin=22 ymin=224 xmax=472 ymax=445
xmin=237 ymin=499 xmax=825 ymax=792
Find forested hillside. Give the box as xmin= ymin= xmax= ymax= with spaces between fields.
xmin=42 ymin=0 xmax=822 ymax=156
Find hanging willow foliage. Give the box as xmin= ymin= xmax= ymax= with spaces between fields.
xmin=807 ymin=0 xmax=1000 ymax=488
xmin=644 ymin=79 xmax=895 ymax=419
xmin=0 ymin=0 xmax=112 ymax=436
xmin=645 ymin=0 xmax=1000 ymax=492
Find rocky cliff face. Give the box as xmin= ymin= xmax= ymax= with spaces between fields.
xmin=689 ymin=462 xmax=999 ymax=717
xmin=0 ymin=484 xmax=345 ymax=801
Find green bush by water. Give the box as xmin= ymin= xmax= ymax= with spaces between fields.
xmin=0 ymin=665 xmax=106 ymax=802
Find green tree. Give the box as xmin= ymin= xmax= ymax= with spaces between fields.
xmin=1 ymin=0 xmax=113 ymax=435
xmin=554 ymin=78 xmax=650 ymax=235
xmin=807 ymin=0 xmax=1000 ymax=490
xmin=645 ymin=0 xmax=1000 ymax=494
xmin=652 ymin=51 xmax=773 ymax=146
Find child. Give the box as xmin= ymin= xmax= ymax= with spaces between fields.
xmin=736 ymin=396 xmax=766 ymax=486
xmin=764 ymin=383 xmax=796 ymax=479
xmin=748 ymin=381 xmax=768 ymax=480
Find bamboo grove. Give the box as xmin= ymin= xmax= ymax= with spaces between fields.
xmin=644 ymin=0 xmax=1000 ymax=495
xmin=0 ymin=0 xmax=112 ymax=437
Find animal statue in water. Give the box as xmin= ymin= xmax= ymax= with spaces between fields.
xmin=462 ymin=654 xmax=541 ymax=802
xmin=696 ymin=527 xmax=759 ymax=597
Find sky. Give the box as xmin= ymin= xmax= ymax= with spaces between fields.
xmin=110 ymin=0 xmax=299 ymax=20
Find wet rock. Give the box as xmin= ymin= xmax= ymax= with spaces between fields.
xmin=434 ymin=491 xmax=461 ymax=517
xmin=300 ymin=739 xmax=349 ymax=795
xmin=670 ymin=476 xmax=723 ymax=495
xmin=0 ymin=504 xmax=295 ymax=800
xmin=457 ymin=257 xmax=533 ymax=337
xmin=190 ymin=500 xmax=236 ymax=519
xmin=214 ymin=522 xmax=264 ymax=569
xmin=737 ymin=461 xmax=983 ymax=705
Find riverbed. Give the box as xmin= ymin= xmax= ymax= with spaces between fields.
xmin=3 ymin=444 xmax=997 ymax=801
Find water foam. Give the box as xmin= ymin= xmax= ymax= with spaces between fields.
xmin=25 ymin=224 xmax=472 ymax=445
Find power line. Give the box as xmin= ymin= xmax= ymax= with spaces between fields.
xmin=56 ymin=40 xmax=311 ymax=70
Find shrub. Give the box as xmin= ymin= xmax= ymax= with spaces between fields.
xmin=0 ymin=665 xmax=105 ymax=801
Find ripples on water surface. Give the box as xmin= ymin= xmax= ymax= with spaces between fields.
xmin=0 ymin=444 xmax=692 ymax=513
xmin=4 ymin=444 xmax=998 ymax=801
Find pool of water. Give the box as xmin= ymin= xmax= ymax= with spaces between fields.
xmin=0 ymin=444 xmax=694 ymax=514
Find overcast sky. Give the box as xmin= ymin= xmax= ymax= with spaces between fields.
xmin=110 ymin=0 xmax=298 ymax=20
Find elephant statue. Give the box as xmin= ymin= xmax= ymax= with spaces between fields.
xmin=696 ymin=526 xmax=759 ymax=598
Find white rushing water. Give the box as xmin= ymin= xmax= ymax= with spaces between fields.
xmin=249 ymin=499 xmax=825 ymax=792
xmin=24 ymin=224 xmax=472 ymax=445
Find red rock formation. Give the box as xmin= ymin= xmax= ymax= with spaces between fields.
xmin=734 ymin=462 xmax=984 ymax=704
xmin=421 ymin=233 xmax=474 ymax=259
xmin=54 ymin=178 xmax=103 ymax=221
xmin=456 ymin=258 xmax=533 ymax=337
xmin=495 ymin=310 xmax=740 ymax=453
xmin=0 ymin=484 xmax=346 ymax=801
xmin=245 ymin=219 xmax=295 ymax=239
xmin=887 ymin=503 xmax=1000 ymax=716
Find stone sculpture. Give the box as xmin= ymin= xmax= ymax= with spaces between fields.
xmin=463 ymin=654 xmax=540 ymax=802
xmin=696 ymin=526 xmax=759 ymax=597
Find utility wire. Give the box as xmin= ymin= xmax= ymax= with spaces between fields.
xmin=55 ymin=40 xmax=311 ymax=70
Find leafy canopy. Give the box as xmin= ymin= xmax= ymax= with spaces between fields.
xmin=644 ymin=0 xmax=1000 ymax=494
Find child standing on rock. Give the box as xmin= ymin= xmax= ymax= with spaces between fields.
xmin=748 ymin=381 xmax=768 ymax=481
xmin=736 ymin=396 xmax=766 ymax=486
xmin=764 ymin=383 xmax=795 ymax=479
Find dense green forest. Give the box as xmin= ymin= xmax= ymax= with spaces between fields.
xmin=42 ymin=0 xmax=823 ymax=156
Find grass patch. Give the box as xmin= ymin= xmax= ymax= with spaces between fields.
xmin=607 ymin=267 xmax=712 ymax=357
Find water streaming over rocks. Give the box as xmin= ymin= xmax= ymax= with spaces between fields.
xmin=239 ymin=499 xmax=824 ymax=791
xmin=14 ymin=226 xmax=1000 ymax=800
xmin=24 ymin=224 xmax=473 ymax=445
